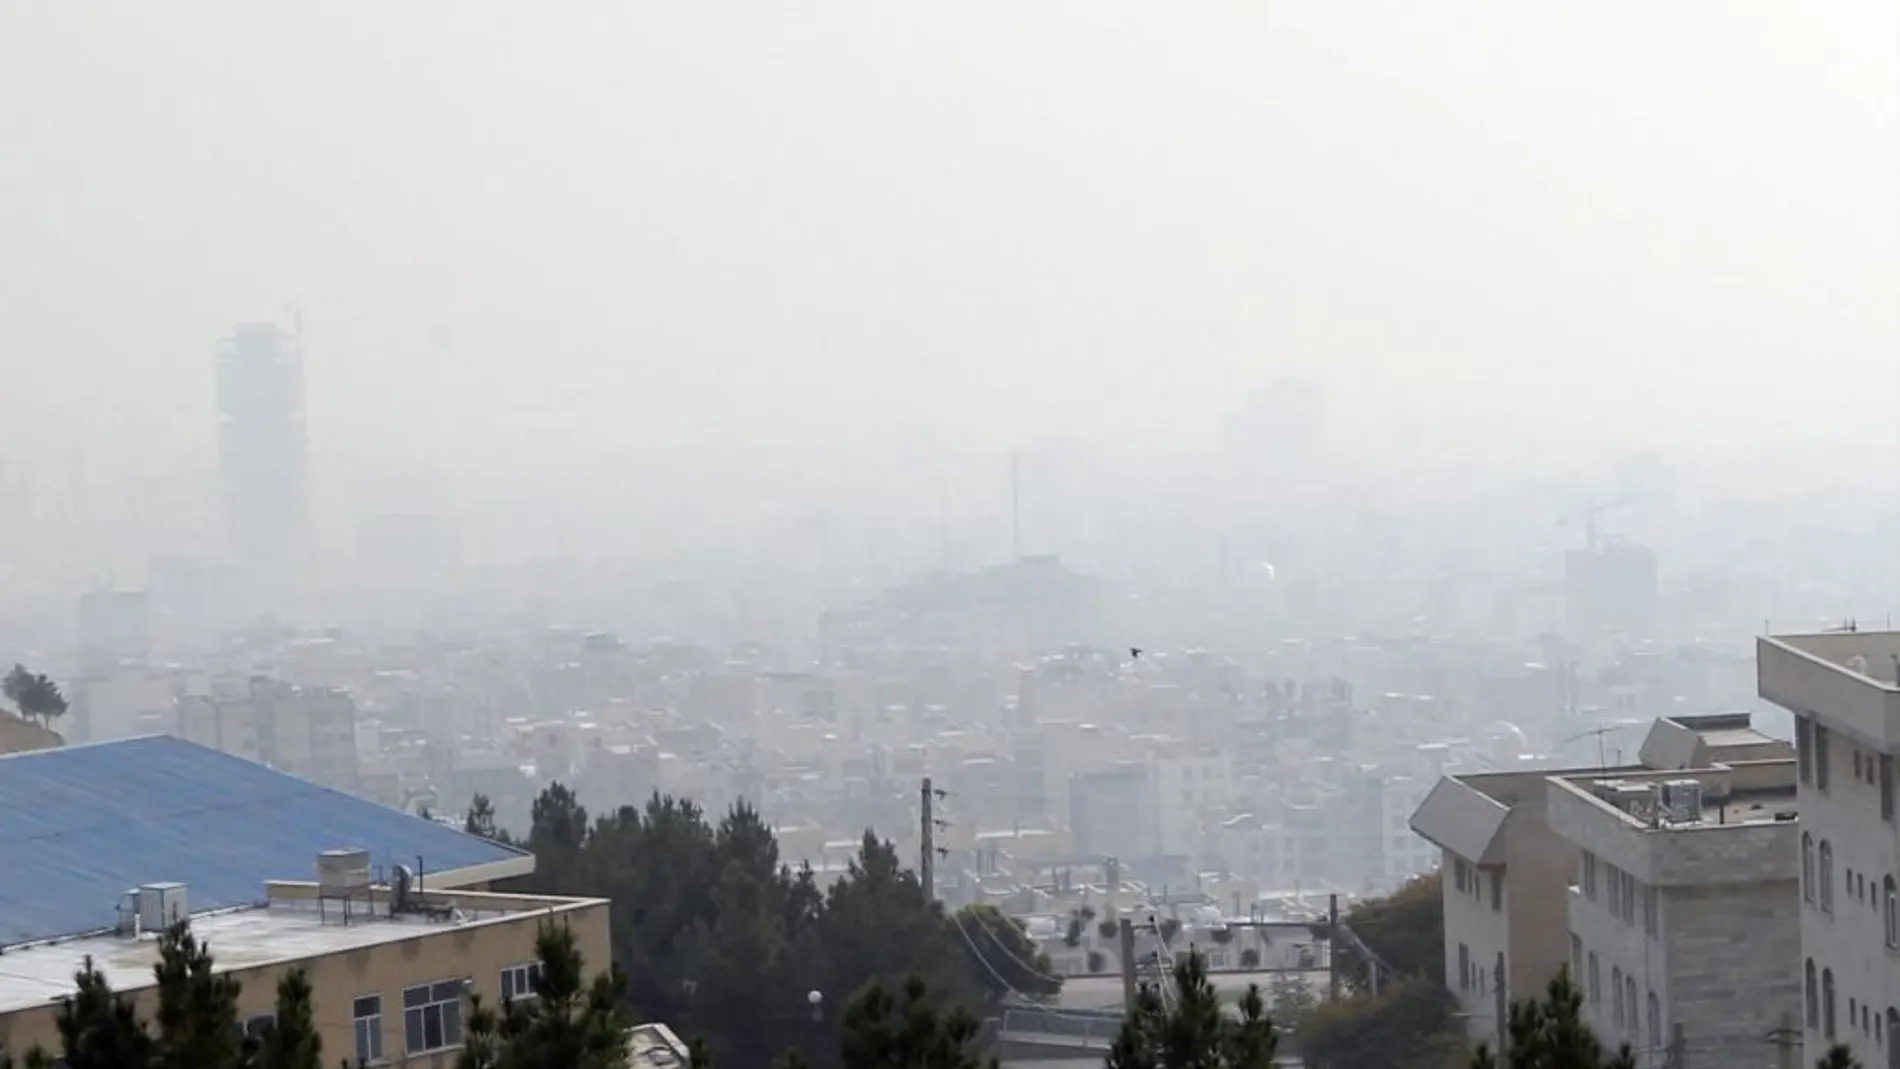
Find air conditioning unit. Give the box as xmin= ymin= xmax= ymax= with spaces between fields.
xmin=1659 ymin=780 xmax=1704 ymax=824
xmin=317 ymin=848 xmax=372 ymax=894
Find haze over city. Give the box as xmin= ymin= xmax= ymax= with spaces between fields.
xmin=0 ymin=4 xmax=1896 ymax=1069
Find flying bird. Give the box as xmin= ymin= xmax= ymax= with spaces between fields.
xmin=1129 ymin=647 xmax=1143 ymax=661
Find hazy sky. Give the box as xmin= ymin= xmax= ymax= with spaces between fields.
xmin=2 ymin=2 xmax=1894 ymax=479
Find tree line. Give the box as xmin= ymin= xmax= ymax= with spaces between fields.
xmin=467 ymin=785 xmax=1060 ymax=1069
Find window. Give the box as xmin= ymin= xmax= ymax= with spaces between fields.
xmin=1884 ymin=755 xmax=1895 ymax=822
xmin=501 ymin=962 xmax=543 ymax=1003
xmin=1643 ymin=885 xmax=1659 ymax=936
xmin=1605 ymin=863 xmax=1622 ymax=915
xmin=1806 ymin=960 xmax=1819 ymax=1029
xmin=242 ymin=1014 xmax=274 ymax=1042
xmin=1817 ymin=725 xmax=1832 ymax=791
xmin=1491 ymin=871 xmax=1503 ymax=912
xmin=1588 ymin=953 xmax=1600 ymax=1005
xmin=1611 ymin=968 xmax=1624 ymax=1029
xmin=1458 ymin=943 xmax=1471 ymax=990
xmin=1620 ymin=872 xmax=1637 ymax=924
xmin=1798 ymin=717 xmax=1814 ymax=784
xmin=1888 ymin=877 xmax=1898 ymax=948
xmin=1625 ymin=976 xmax=1638 ymax=1037
xmin=1582 ymin=853 xmax=1598 ymax=900
xmin=1821 ymin=841 xmax=1836 ymax=912
xmin=1824 ymin=968 xmax=1837 ymax=1040
xmin=1804 ymin=834 xmax=1817 ymax=903
xmin=1454 ymin=859 xmax=1470 ymax=893
xmin=1647 ymin=992 xmax=1661 ymax=1050
xmin=1571 ymin=933 xmax=1583 ymax=980
xmin=403 ymin=979 xmax=465 ymax=1055
xmin=354 ymin=995 xmax=383 ymax=1066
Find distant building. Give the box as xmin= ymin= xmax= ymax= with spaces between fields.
xmin=1070 ymin=763 xmax=1159 ymax=861
xmin=215 ymin=316 xmax=309 ymax=565
xmin=76 ymin=588 xmax=151 ymax=674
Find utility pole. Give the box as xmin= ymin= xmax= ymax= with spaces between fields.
xmin=1327 ymin=893 xmax=1340 ymax=1000
xmin=1118 ymin=917 xmax=1138 ymax=1012
xmin=920 ymin=777 xmax=935 ymax=903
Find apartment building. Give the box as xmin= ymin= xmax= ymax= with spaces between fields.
xmin=1758 ymin=630 xmax=1900 ymax=1068
xmin=0 ymin=877 xmax=609 ymax=1068
xmin=1409 ymin=768 xmax=1579 ymax=1050
xmin=1546 ymin=713 xmax=1800 ymax=1069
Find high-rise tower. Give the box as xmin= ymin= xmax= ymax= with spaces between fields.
xmin=215 ymin=313 xmax=309 ymax=565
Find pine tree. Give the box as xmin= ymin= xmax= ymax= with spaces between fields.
xmin=457 ymin=923 xmax=629 ymax=1069
xmin=838 ymin=973 xmax=993 ymax=1069
xmin=1107 ymin=950 xmax=1278 ymax=1069
xmin=150 ymin=921 xmax=245 ymax=1069
xmin=1470 ymin=968 xmax=1634 ymax=1069
xmin=53 ymin=955 xmax=154 ymax=1069
xmin=255 ymin=968 xmax=322 ymax=1069
xmin=1815 ymin=1045 xmax=1862 ymax=1069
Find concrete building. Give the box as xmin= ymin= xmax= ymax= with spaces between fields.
xmin=0 ymin=879 xmax=609 ymax=1068
xmin=215 ymin=316 xmax=310 ymax=565
xmin=1545 ymin=714 xmax=1799 ymax=1068
xmin=1409 ymin=768 xmax=1578 ymax=1051
xmin=1758 ymin=630 xmax=1900 ymax=1068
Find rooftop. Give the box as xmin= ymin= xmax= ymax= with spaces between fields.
xmin=1758 ymin=631 xmax=1900 ymax=746
xmin=0 ymin=883 xmax=601 ymax=1016
xmin=0 ymin=735 xmax=532 ymax=946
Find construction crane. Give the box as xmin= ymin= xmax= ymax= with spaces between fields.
xmin=1561 ymin=494 xmax=1642 ymax=555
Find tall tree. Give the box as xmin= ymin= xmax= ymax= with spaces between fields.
xmin=1107 ymin=950 xmax=1278 ymax=1069
xmin=255 ymin=968 xmax=322 ymax=1069
xmin=150 ymin=922 xmax=245 ymax=1069
xmin=466 ymin=793 xmax=509 ymax=843
xmin=54 ymin=956 xmax=154 ymax=1069
xmin=1470 ymin=969 xmax=1633 ymax=1069
xmin=1815 ymin=1046 xmax=1862 ymax=1069
xmin=837 ymin=974 xmax=992 ymax=1069
xmin=2 ymin=664 xmax=67 ymax=724
xmin=458 ymin=923 xmax=629 ymax=1069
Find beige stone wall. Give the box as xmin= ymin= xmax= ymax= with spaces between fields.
xmin=0 ymin=894 xmax=610 ymax=1068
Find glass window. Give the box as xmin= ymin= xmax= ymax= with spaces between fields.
xmin=1643 ymin=885 xmax=1659 ymax=936
xmin=1816 ymin=725 xmax=1832 ymax=791
xmin=1805 ymin=960 xmax=1818 ymax=1030
xmin=1803 ymin=834 xmax=1816 ymax=903
xmin=1647 ymin=992 xmax=1661 ymax=1049
xmin=1884 ymin=755 xmax=1895 ymax=822
xmin=1886 ymin=877 xmax=1898 ymax=948
xmin=1797 ymin=717 xmax=1813 ymax=784
xmin=1582 ymin=853 xmax=1598 ymax=900
xmin=403 ymin=979 xmax=466 ymax=1055
xmin=1625 ymin=976 xmax=1638 ymax=1036
xmin=353 ymin=995 xmax=383 ymax=1066
xmin=1823 ymin=968 xmax=1837 ymax=1040
xmin=1821 ymin=842 xmax=1836 ymax=912
xmin=501 ymin=962 xmax=543 ymax=1003
xmin=1588 ymin=953 xmax=1600 ymax=1005
xmin=1490 ymin=871 xmax=1503 ymax=912
xmin=1612 ymin=968 xmax=1624 ymax=1029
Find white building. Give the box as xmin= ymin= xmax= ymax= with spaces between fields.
xmin=1546 ymin=714 xmax=1799 ymax=1068
xmin=1758 ymin=631 xmax=1900 ymax=1068
xmin=1410 ymin=769 xmax=1578 ymax=1052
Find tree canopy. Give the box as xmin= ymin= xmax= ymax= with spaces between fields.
xmin=1297 ymin=875 xmax=1465 ymax=1069
xmin=475 ymin=784 xmax=1059 ymax=1069
xmin=1470 ymin=969 xmax=1633 ymax=1069
xmin=1107 ymin=949 xmax=1279 ymax=1069
xmin=1 ymin=664 xmax=66 ymax=724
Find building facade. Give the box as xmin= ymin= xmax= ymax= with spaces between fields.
xmin=0 ymin=880 xmax=609 ymax=1068
xmin=1759 ymin=631 xmax=1900 ymax=1068
xmin=1545 ymin=718 xmax=1800 ymax=1069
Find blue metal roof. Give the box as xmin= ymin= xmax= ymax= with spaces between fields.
xmin=0 ymin=734 xmax=530 ymax=945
